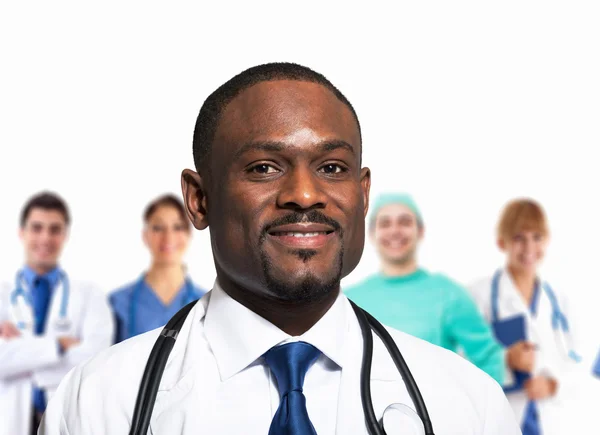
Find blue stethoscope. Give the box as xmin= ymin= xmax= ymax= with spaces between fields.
xmin=128 ymin=274 xmax=198 ymax=338
xmin=11 ymin=268 xmax=71 ymax=332
xmin=491 ymin=269 xmax=581 ymax=363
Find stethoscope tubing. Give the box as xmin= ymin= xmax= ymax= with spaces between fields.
xmin=11 ymin=269 xmax=70 ymax=327
xmin=491 ymin=269 xmax=579 ymax=362
xmin=129 ymin=300 xmax=435 ymax=435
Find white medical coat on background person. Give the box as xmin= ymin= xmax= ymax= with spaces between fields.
xmin=469 ymin=269 xmax=592 ymax=435
xmin=0 ymin=277 xmax=114 ymax=435
xmin=40 ymin=282 xmax=520 ymax=435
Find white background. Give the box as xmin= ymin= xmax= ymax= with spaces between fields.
xmin=1 ymin=0 xmax=599 ymax=407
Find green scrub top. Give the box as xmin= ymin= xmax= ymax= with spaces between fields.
xmin=345 ymin=268 xmax=505 ymax=384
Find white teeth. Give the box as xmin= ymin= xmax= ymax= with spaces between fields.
xmin=386 ymin=240 xmax=405 ymax=248
xmin=282 ymin=232 xmax=323 ymax=237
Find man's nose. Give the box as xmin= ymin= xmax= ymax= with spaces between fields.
xmin=276 ymin=166 xmax=328 ymax=211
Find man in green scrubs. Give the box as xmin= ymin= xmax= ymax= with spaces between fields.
xmin=345 ymin=193 xmax=505 ymax=384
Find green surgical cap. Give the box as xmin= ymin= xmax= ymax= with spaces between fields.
xmin=369 ymin=193 xmax=423 ymax=226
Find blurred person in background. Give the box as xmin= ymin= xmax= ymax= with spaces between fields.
xmin=0 ymin=192 xmax=114 ymax=435
xmin=469 ymin=198 xmax=588 ymax=435
xmin=109 ymin=194 xmax=207 ymax=343
xmin=345 ymin=193 xmax=505 ymax=384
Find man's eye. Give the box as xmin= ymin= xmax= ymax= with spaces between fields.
xmin=319 ymin=164 xmax=346 ymax=174
xmin=251 ymin=164 xmax=279 ymax=174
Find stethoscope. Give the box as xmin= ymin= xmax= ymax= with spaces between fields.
xmin=128 ymin=274 xmax=198 ymax=338
xmin=491 ymin=269 xmax=581 ymax=363
xmin=10 ymin=269 xmax=71 ymax=332
xmin=128 ymin=300 xmax=435 ymax=435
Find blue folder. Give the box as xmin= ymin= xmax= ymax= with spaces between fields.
xmin=593 ymin=349 xmax=600 ymax=378
xmin=493 ymin=314 xmax=527 ymax=347
xmin=492 ymin=315 xmax=531 ymax=392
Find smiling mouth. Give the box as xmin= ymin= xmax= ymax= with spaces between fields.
xmin=382 ymin=238 xmax=409 ymax=248
xmin=267 ymin=224 xmax=337 ymax=249
xmin=271 ymin=231 xmax=333 ymax=237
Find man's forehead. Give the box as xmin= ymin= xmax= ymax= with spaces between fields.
xmin=26 ymin=209 xmax=66 ymax=225
xmin=226 ymin=79 xmax=342 ymax=107
xmin=213 ymin=80 xmax=360 ymax=149
xmin=378 ymin=204 xmax=417 ymax=219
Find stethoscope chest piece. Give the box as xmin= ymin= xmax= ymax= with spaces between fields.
xmin=53 ymin=317 xmax=72 ymax=332
xmin=381 ymin=403 xmax=425 ymax=435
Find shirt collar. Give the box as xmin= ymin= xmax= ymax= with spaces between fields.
xmin=501 ymin=266 xmax=543 ymax=313
xmin=204 ymin=281 xmax=347 ymax=381
xmin=22 ymin=265 xmax=62 ymax=290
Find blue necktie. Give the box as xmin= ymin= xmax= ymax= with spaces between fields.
xmin=521 ymin=401 xmax=541 ymax=435
xmin=521 ymin=286 xmax=541 ymax=435
xmin=32 ymin=276 xmax=52 ymax=413
xmin=264 ymin=342 xmax=321 ymax=435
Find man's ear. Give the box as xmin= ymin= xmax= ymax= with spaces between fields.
xmin=181 ymin=169 xmax=209 ymax=231
xmin=360 ymin=167 xmax=371 ymax=219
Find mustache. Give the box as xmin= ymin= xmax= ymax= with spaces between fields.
xmin=262 ymin=210 xmax=342 ymax=235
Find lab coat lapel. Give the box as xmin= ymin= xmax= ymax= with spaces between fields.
xmin=12 ymin=278 xmax=72 ymax=337
xmin=335 ymin=309 xmax=366 ymax=434
xmin=498 ymin=270 xmax=530 ymax=317
xmin=497 ymin=270 xmax=540 ymax=345
xmin=45 ymin=281 xmax=71 ymax=337
xmin=149 ymin=297 xmax=215 ymax=432
xmin=336 ymin=301 xmax=416 ymax=435
xmin=10 ymin=293 xmax=35 ymax=334
xmin=530 ymin=285 xmax=568 ymax=370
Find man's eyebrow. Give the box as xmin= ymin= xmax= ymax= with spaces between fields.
xmin=233 ymin=141 xmax=286 ymax=160
xmin=320 ymin=140 xmax=355 ymax=155
xmin=233 ymin=139 xmax=356 ymax=160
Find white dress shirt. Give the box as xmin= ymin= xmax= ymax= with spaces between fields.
xmin=40 ymin=281 xmax=520 ymax=434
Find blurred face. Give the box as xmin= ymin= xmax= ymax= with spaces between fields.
xmin=20 ymin=208 xmax=68 ymax=272
xmin=143 ymin=205 xmax=191 ymax=266
xmin=371 ymin=204 xmax=422 ymax=265
xmin=184 ymin=80 xmax=370 ymax=304
xmin=499 ymin=230 xmax=548 ymax=275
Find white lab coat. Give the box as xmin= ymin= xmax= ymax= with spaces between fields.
xmin=40 ymin=287 xmax=520 ymax=435
xmin=469 ymin=269 xmax=592 ymax=435
xmin=0 ymin=277 xmax=114 ymax=435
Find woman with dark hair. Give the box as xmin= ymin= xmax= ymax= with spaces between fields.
xmin=109 ymin=194 xmax=207 ymax=343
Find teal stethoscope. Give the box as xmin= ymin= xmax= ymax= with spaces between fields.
xmin=11 ymin=268 xmax=71 ymax=332
xmin=491 ymin=269 xmax=581 ymax=363
xmin=128 ymin=274 xmax=199 ymax=338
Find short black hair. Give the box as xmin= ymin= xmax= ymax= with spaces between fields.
xmin=20 ymin=191 xmax=70 ymax=227
xmin=192 ymin=62 xmax=362 ymax=170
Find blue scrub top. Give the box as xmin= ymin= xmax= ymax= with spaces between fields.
xmin=109 ymin=277 xmax=207 ymax=343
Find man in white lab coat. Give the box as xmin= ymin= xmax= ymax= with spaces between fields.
xmin=0 ymin=192 xmax=114 ymax=435
xmin=40 ymin=63 xmax=520 ymax=434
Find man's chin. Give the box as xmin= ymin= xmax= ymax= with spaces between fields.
xmin=266 ymin=273 xmax=336 ymax=301
xmin=32 ymin=259 xmax=59 ymax=269
xmin=383 ymin=253 xmax=412 ymax=264
xmin=260 ymin=246 xmax=343 ymax=303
